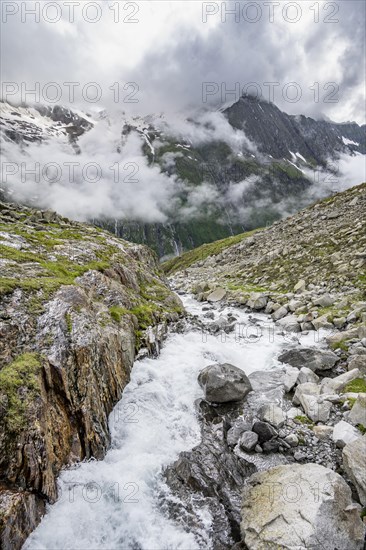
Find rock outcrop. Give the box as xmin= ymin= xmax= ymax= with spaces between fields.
xmin=0 ymin=202 xmax=183 ymax=549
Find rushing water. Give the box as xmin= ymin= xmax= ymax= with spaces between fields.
xmin=23 ymin=295 xmax=325 ymax=550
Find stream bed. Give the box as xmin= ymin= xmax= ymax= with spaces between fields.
xmin=23 ymin=295 xmax=326 ymax=550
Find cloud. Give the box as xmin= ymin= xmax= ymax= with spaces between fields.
xmin=1 ymin=1 xmax=365 ymax=122
xmin=1 ymin=121 xmax=183 ymax=222
xmin=155 ymin=111 xmax=258 ymax=153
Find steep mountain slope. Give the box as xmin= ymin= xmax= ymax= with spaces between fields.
xmin=0 ymin=201 xmax=183 ymax=549
xmin=165 ymin=182 xmax=366 ymax=320
xmin=1 ymin=98 xmax=365 ymax=257
xmin=225 ymin=94 xmax=366 ymax=160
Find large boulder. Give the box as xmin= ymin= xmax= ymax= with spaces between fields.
xmin=241 ymin=463 xmax=365 ymax=550
xmin=343 ymin=436 xmax=366 ymax=505
xmin=283 ymin=366 xmax=299 ymax=392
xmin=239 ymin=431 xmax=258 ymax=452
xmin=332 ymin=420 xmax=361 ymax=448
xmin=252 ymin=421 xmax=278 ymax=444
xmin=271 ymin=306 xmax=288 ymax=321
xmin=348 ymin=394 xmax=366 ymax=427
xmin=276 ymin=315 xmax=301 ymax=333
xmin=207 ymin=287 xmax=226 ymax=302
xmin=321 ymin=368 xmax=360 ymax=394
xmin=198 ymin=363 xmax=252 ymax=403
xmin=246 ymin=292 xmax=268 ymax=310
xmin=258 ymin=404 xmax=285 ymax=428
xmin=313 ymin=293 xmax=335 ymax=307
xmin=297 ymin=367 xmax=319 ymax=385
xmin=278 ymin=347 xmax=338 ymax=372
xmin=348 ymin=355 xmax=366 ymax=376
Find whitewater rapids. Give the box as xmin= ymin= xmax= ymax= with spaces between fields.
xmin=23 ymin=295 xmax=326 ymax=550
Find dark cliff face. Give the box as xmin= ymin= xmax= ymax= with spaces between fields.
xmin=224 ymin=94 xmax=365 ymax=161
xmin=0 ymin=202 xmax=183 ymax=549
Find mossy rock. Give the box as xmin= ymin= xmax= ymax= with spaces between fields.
xmin=0 ymin=353 xmax=42 ymax=433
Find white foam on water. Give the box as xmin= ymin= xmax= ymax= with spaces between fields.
xmin=23 ymin=295 xmax=328 ymax=550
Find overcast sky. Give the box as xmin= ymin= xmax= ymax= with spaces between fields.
xmin=1 ymin=0 xmax=365 ymax=123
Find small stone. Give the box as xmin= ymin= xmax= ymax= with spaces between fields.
xmin=252 ymin=421 xmax=278 ymax=443
xmin=294 ymin=279 xmax=306 ymax=293
xmin=313 ymin=425 xmax=334 ymax=440
xmin=294 ymin=450 xmax=306 ymax=461
xmin=284 ymin=434 xmax=299 ymax=447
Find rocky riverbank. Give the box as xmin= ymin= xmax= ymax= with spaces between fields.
xmin=163 ymin=296 xmax=366 ymax=549
xmin=0 ymin=202 xmax=183 ymax=549
xmin=163 ymin=183 xmax=366 ymax=548
xmin=1 ymin=183 xmax=366 ymax=549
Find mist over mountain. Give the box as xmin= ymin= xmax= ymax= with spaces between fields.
xmin=1 ymin=95 xmax=365 ymax=256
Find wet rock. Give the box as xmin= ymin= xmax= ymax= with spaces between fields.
xmin=343 ymin=436 xmax=366 ymax=505
xmin=198 ymin=363 xmax=252 ymax=403
xmin=0 ymin=490 xmax=45 ymax=550
xmin=258 ymin=404 xmax=285 ymax=428
xmin=278 ymin=347 xmax=338 ymax=372
xmin=262 ymin=438 xmax=281 ymax=453
xmin=164 ymin=400 xmax=256 ymax=549
xmin=239 ymin=431 xmax=258 ymax=452
xmin=207 ymin=287 xmax=226 ymax=302
xmin=241 ymin=463 xmax=365 ymax=550
xmin=227 ymin=417 xmax=252 ymax=447
xmin=252 ymin=421 xmax=278 ymax=444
